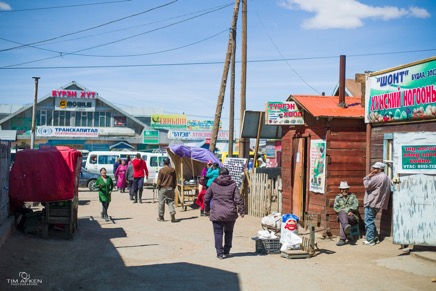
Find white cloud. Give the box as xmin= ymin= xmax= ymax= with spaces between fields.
xmin=0 ymin=2 xmax=11 ymax=11
xmin=278 ymin=0 xmax=431 ymax=30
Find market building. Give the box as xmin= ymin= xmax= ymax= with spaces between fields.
xmin=365 ymin=57 xmax=436 ymax=245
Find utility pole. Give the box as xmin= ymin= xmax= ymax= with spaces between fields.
xmin=238 ymin=0 xmax=248 ymax=158
xmin=228 ymin=18 xmax=237 ymax=158
xmin=31 ymin=77 xmax=40 ymax=149
xmin=209 ymin=0 xmax=241 ymax=153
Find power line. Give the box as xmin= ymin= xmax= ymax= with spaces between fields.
xmin=1 ymin=48 xmax=434 ymax=70
xmin=0 ymin=0 xmax=132 ymax=13
xmin=0 ymin=0 xmax=178 ymax=52
xmin=252 ymin=0 xmax=321 ymax=94
xmin=2 ymin=3 xmax=233 ymax=67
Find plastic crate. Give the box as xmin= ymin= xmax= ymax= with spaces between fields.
xmin=255 ymin=238 xmax=281 ymax=254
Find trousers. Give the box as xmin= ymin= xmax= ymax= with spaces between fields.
xmin=132 ymin=177 xmax=144 ymax=202
xmin=212 ymin=220 xmax=236 ymax=256
xmin=337 ymin=210 xmax=357 ymax=240
xmin=158 ymin=187 xmax=176 ymax=218
xmin=364 ymin=206 xmax=380 ymax=242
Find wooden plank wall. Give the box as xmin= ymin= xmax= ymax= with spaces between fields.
xmin=247 ymin=171 xmax=282 ymax=218
xmin=370 ymin=122 xmax=436 ymax=236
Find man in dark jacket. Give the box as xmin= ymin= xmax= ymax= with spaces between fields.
xmin=204 ymin=167 xmax=245 ymax=259
xmin=156 ymin=157 xmax=177 ymax=222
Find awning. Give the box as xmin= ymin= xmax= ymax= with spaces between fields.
xmin=109 ymin=141 xmax=134 ymax=150
xmin=0 ymin=130 xmax=17 ymax=141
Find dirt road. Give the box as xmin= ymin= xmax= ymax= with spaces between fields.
xmin=0 ymin=188 xmax=434 ymax=290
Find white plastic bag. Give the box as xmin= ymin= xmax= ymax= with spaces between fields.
xmin=280 ymin=231 xmax=302 ymax=251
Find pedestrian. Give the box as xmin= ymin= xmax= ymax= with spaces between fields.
xmin=362 ymin=162 xmax=392 ymax=246
xmin=248 ymin=158 xmax=254 ymax=170
xmin=206 ymin=162 xmax=220 ymax=188
xmin=333 ymin=181 xmax=359 ymax=246
xmin=131 ymin=153 xmax=148 ymax=203
xmin=96 ymin=167 xmax=114 ymax=221
xmin=113 ymin=158 xmax=121 ymax=191
xmin=204 ymin=167 xmax=245 ymax=259
xmin=114 ymin=159 xmax=128 ymax=193
xmin=125 ymin=157 xmax=134 ymax=201
xmin=156 ymin=157 xmax=177 ymax=222
xmin=195 ymin=160 xmax=213 ymax=216
xmin=257 ymin=157 xmax=266 ymax=168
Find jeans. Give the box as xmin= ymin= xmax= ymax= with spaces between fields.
xmin=132 ymin=177 xmax=144 ymax=202
xmin=212 ymin=221 xmax=236 ymax=256
xmin=337 ymin=210 xmax=357 ymax=240
xmin=127 ymin=180 xmax=134 ymax=199
xmin=364 ymin=206 xmax=380 ymax=242
xmin=101 ymin=202 xmax=109 ymax=218
xmin=158 ymin=187 xmax=176 ymax=218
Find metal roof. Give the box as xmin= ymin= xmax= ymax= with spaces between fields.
xmin=288 ymin=95 xmax=364 ymax=119
xmin=0 ymin=130 xmax=17 ymax=141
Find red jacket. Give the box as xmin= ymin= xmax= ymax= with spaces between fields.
xmin=132 ymin=158 xmax=148 ymax=178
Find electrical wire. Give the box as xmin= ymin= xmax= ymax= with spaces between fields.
xmin=0 ymin=0 xmax=132 ymax=13
xmin=252 ymin=0 xmax=321 ymax=94
xmin=1 ymin=48 xmax=435 ymax=69
xmin=0 ymin=0 xmax=178 ymax=52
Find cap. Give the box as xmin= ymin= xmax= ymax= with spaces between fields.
xmin=372 ymin=162 xmax=385 ymax=169
xmin=338 ymin=181 xmax=350 ymax=189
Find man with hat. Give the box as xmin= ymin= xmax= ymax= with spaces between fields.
xmin=156 ymin=157 xmax=177 ymax=222
xmin=333 ymin=181 xmax=359 ymax=246
xmin=362 ymin=162 xmax=392 ymax=246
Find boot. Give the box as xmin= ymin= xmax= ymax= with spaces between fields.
xmin=139 ymin=193 xmax=143 ymax=203
xmin=171 ymin=213 xmax=176 ymax=223
xmin=200 ymin=210 xmax=205 ymax=217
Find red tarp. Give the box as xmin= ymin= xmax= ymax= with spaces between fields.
xmin=9 ymin=146 xmax=82 ymax=206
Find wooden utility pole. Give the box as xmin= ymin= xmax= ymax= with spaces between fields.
xmin=209 ymin=0 xmax=240 ymax=153
xmin=31 ymin=77 xmax=40 ymax=149
xmin=239 ymin=0 xmax=248 ymax=159
xmin=228 ymin=18 xmax=237 ymax=157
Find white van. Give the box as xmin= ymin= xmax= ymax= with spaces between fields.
xmin=84 ymin=151 xmax=168 ymax=185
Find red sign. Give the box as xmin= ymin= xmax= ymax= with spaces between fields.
xmin=52 ymin=90 xmax=97 ymax=99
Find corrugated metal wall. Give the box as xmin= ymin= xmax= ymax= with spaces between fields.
xmin=0 ymin=142 xmax=11 ymax=226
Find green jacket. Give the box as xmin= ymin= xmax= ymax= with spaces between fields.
xmin=96 ymin=176 xmax=114 ymax=203
xmin=333 ymin=192 xmax=359 ymax=221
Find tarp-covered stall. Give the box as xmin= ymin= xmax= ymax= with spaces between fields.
xmin=9 ymin=146 xmax=82 ymax=238
xmin=166 ymin=145 xmax=222 ymax=209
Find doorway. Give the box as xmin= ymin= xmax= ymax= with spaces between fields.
xmin=292 ymin=137 xmax=307 ymax=219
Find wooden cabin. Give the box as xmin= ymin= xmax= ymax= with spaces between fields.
xmin=281 ymin=95 xmax=366 ymax=235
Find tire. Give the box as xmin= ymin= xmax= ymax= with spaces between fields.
xmin=88 ymin=179 xmax=98 ymax=191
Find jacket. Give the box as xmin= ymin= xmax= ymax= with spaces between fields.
xmin=132 ymin=158 xmax=149 ymax=178
xmin=204 ymin=174 xmax=245 ymax=222
xmin=333 ymin=192 xmax=359 ymax=221
xmin=206 ymin=167 xmax=219 ymax=187
xmin=156 ymin=165 xmax=176 ymax=189
xmin=96 ymin=176 xmax=114 ymax=203
xmin=125 ymin=162 xmax=134 ymax=181
xmin=363 ymin=171 xmax=392 ymax=209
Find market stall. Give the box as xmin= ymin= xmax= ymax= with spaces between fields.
xmin=166 ymin=145 xmax=222 ymax=210
xmin=9 ymin=146 xmax=82 ymax=239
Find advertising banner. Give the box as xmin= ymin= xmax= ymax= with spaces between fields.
xmin=143 ymin=130 xmax=159 ymax=144
xmin=51 ymin=90 xmax=97 ymax=99
xmin=187 ymin=120 xmax=220 ymax=131
xmin=151 ymin=114 xmax=187 ymax=129
xmin=366 ymin=58 xmax=436 ymax=123
xmin=54 ymin=98 xmax=95 ymax=112
xmin=167 ymin=130 xmax=229 ymax=140
xmin=399 ymin=144 xmax=436 ymax=173
xmin=265 ymin=101 xmax=304 ymax=125
xmin=309 ymin=139 xmax=326 ymax=194
xmin=36 ymin=126 xmax=99 ymax=137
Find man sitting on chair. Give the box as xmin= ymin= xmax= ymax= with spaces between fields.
xmin=333 ymin=181 xmax=359 ymax=246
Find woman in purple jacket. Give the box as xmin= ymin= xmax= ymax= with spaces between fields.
xmin=204 ymin=167 xmax=245 ymax=259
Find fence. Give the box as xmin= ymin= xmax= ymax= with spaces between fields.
xmin=247 ymin=169 xmax=282 ymax=217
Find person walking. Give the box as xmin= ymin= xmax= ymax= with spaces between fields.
xmin=131 ymin=153 xmax=148 ymax=203
xmin=333 ymin=181 xmax=359 ymax=246
xmin=204 ymin=167 xmax=245 ymax=259
xmin=113 ymin=158 xmax=121 ymax=191
xmin=114 ymin=159 xmax=128 ymax=193
xmin=362 ymin=162 xmax=392 ymax=246
xmin=206 ymin=162 xmax=220 ymax=188
xmin=156 ymin=157 xmax=177 ymax=222
xmin=96 ymin=167 xmax=114 ymax=221
xmin=125 ymin=157 xmax=134 ymax=201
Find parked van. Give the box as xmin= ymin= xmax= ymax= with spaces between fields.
xmin=84 ymin=151 xmax=168 ymax=185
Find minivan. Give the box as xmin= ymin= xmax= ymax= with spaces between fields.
xmin=84 ymin=151 xmax=168 ymax=185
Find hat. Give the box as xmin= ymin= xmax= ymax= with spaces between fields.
xmin=338 ymin=181 xmax=350 ymax=189
xmin=372 ymin=162 xmax=385 ymax=169
xmin=258 ymin=157 xmax=263 ymax=161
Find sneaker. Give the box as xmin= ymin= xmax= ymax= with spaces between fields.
xmin=344 ymin=224 xmax=351 ymax=235
xmin=363 ymin=240 xmax=376 ymax=246
xmin=336 ymin=239 xmax=346 ymax=246
xmin=217 ymin=254 xmax=226 ymax=259
xmin=374 ymin=236 xmax=380 ymax=244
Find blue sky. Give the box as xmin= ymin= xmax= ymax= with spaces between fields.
xmin=0 ymin=0 xmax=435 ymax=133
